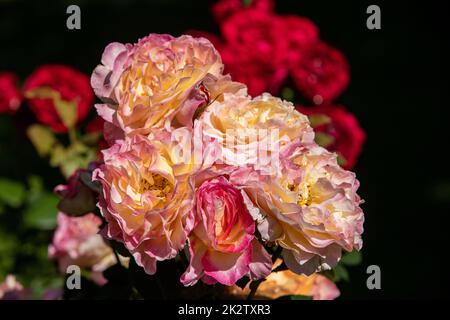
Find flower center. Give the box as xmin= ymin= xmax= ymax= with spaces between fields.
xmin=288 ymin=182 xmax=312 ymax=207
xmin=140 ymin=173 xmax=173 ymax=199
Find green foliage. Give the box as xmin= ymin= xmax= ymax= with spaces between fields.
xmin=0 ymin=175 xmax=62 ymax=295
xmin=28 ymin=125 xmax=98 ymax=178
xmin=322 ymin=251 xmax=363 ymax=283
xmin=50 ymin=141 xmax=97 ymax=178
xmin=333 ymin=264 xmax=350 ymax=282
xmin=315 ymin=132 xmax=335 ymax=148
xmin=26 ymin=125 xmax=57 ymax=157
xmin=0 ymin=230 xmax=17 ymax=277
xmin=341 ymin=250 xmax=363 ymax=266
xmin=309 ymin=114 xmax=332 ymax=127
xmin=24 ymin=193 xmax=59 ymax=230
xmin=0 ymin=178 xmax=26 ymax=208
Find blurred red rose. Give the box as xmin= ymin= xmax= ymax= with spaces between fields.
xmin=212 ymin=0 xmax=275 ymax=23
xmin=187 ymin=29 xmax=286 ymax=96
xmin=283 ymin=15 xmax=319 ymax=66
xmin=24 ymin=64 xmax=94 ymax=133
xmin=222 ymin=10 xmax=287 ymax=66
xmin=0 ymin=72 xmax=22 ymax=114
xmin=298 ymin=105 xmax=365 ymax=169
xmin=220 ymin=10 xmax=288 ymax=96
xmin=221 ymin=45 xmax=286 ymax=96
xmin=291 ymin=42 xmax=349 ymax=104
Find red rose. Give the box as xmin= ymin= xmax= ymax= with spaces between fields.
xmin=24 ymin=65 xmax=94 ymax=133
xmin=222 ymin=10 xmax=287 ymax=66
xmin=0 ymin=72 xmax=22 ymax=114
xmin=221 ymin=45 xmax=286 ymax=96
xmin=297 ymin=105 xmax=366 ymax=169
xmin=282 ymin=15 xmax=319 ymax=66
xmin=220 ymin=10 xmax=289 ymax=96
xmin=291 ymin=42 xmax=349 ymax=104
xmin=212 ymin=0 xmax=275 ymax=23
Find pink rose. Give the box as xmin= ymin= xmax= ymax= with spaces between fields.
xmin=93 ymin=134 xmax=195 ymax=275
xmin=181 ymin=176 xmax=271 ymax=286
xmin=49 ymin=212 xmax=117 ymax=285
xmin=91 ymin=34 xmax=234 ymax=136
xmin=230 ymin=143 xmax=364 ymax=275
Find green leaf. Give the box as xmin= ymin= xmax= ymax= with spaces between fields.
xmin=290 ymin=295 xmax=313 ymax=300
xmin=24 ymin=192 xmax=59 ymax=230
xmin=315 ymin=132 xmax=335 ymax=148
xmin=50 ymin=142 xmax=97 ymax=178
xmin=54 ymin=99 xmax=78 ymax=130
xmin=309 ymin=114 xmax=332 ymax=127
xmin=341 ymin=250 xmax=363 ymax=266
xmin=0 ymin=231 xmax=17 ymax=274
xmin=62 ymin=143 xmax=97 ymax=178
xmin=333 ymin=264 xmax=350 ymax=282
xmin=28 ymin=175 xmax=44 ymax=193
xmin=49 ymin=144 xmax=67 ymax=167
xmin=27 ymin=124 xmax=57 ymax=157
xmin=0 ymin=178 xmax=26 ymax=208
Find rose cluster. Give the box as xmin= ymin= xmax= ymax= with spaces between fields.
xmin=190 ymin=0 xmax=365 ymax=169
xmin=81 ymin=32 xmax=365 ymax=288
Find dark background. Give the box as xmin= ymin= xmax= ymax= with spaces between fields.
xmin=1 ymin=0 xmax=449 ymax=299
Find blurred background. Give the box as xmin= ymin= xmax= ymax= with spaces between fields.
xmin=0 ymin=0 xmax=449 ymax=299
